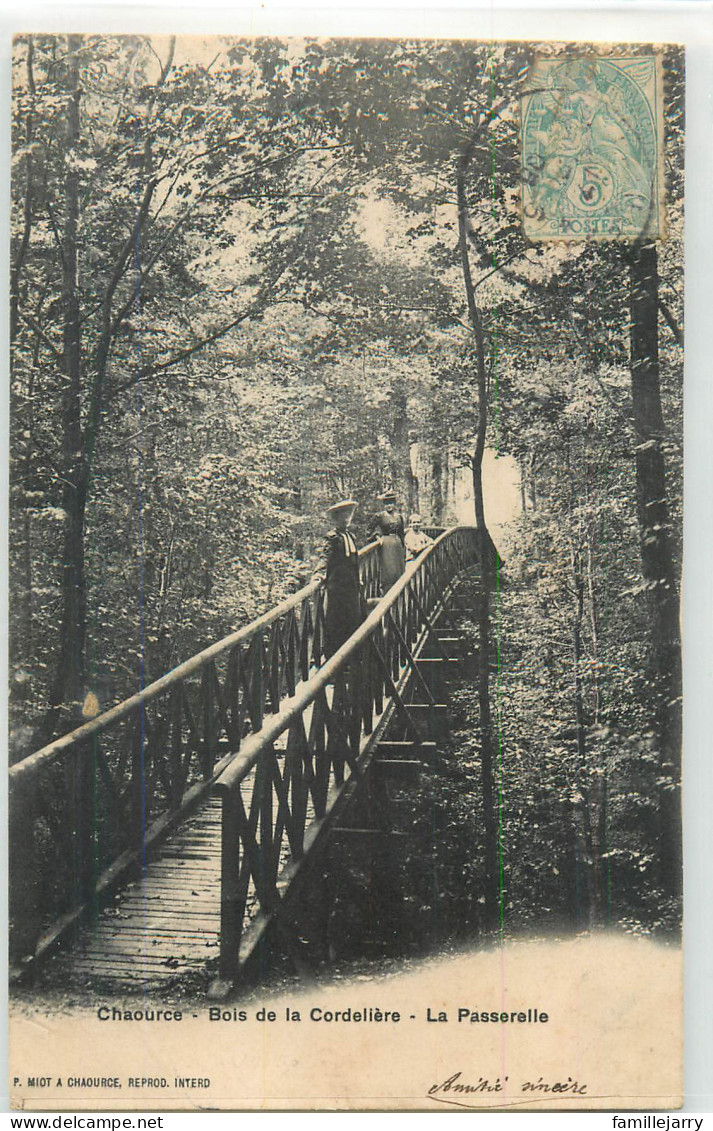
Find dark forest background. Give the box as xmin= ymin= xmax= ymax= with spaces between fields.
xmin=10 ymin=35 xmax=683 ymax=935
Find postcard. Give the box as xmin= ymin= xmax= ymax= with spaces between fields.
xmin=8 ymin=23 xmax=686 ymax=1112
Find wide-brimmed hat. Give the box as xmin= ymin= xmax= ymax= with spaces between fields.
xmin=377 ymin=490 xmax=397 ymax=503
xmin=327 ymin=498 xmax=358 ymax=516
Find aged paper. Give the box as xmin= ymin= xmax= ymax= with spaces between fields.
xmin=11 ymin=937 xmax=682 ymax=1111
xmin=9 ymin=26 xmax=685 ymax=1113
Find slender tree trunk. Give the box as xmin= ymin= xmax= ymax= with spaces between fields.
xmin=629 ymin=245 xmax=680 ymax=644
xmin=49 ymin=35 xmax=87 ymax=730
xmin=570 ymin=543 xmax=598 ymax=925
xmin=10 ymin=36 xmax=35 ymax=343
xmin=408 ymin=433 xmax=420 ymax=514
xmin=19 ymin=350 xmax=38 ymax=670
xmin=9 ymin=38 xmax=37 ymax=702
xmin=528 ymin=452 xmax=538 ymax=511
xmin=629 ymin=242 xmax=682 ymax=905
xmin=431 ymin=451 xmax=443 ymax=524
xmin=457 ymin=145 xmax=499 ymax=929
xmin=585 ymin=533 xmax=606 ymax=921
xmin=389 ymin=382 xmax=416 ymax=511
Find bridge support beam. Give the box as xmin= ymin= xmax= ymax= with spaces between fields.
xmin=413 ymin=656 xmax=459 ymax=701
xmin=376 ymin=740 xmax=437 ymax=765
xmin=421 ymin=633 xmax=466 ymax=660
xmin=402 ymin=702 xmax=450 ymax=742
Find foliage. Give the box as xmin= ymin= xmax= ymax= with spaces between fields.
xmin=10 ymin=34 xmax=684 ymax=934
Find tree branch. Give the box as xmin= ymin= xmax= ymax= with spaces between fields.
xmin=658 ymin=297 xmax=682 ymax=346
xmin=112 ymin=270 xmax=286 ymax=396
xmin=19 ymin=310 xmax=65 ymax=368
xmin=110 ymin=142 xmax=349 ymax=337
xmin=86 ymin=173 xmax=159 ymax=447
xmin=471 ymin=244 xmax=531 ymax=291
xmin=44 ymin=196 xmax=66 ymax=267
xmin=137 ymin=303 xmax=265 ymax=380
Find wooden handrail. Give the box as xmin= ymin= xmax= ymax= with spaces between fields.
xmin=210 ymin=524 xmax=479 ymax=990
xmin=9 ymin=538 xmax=382 ymax=784
xmin=214 ymin=528 xmax=454 ymax=796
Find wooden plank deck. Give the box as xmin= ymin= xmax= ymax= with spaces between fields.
xmin=47 ymin=659 xmax=436 ymax=991
xmin=51 ymin=796 xmax=225 ymax=989
xmin=52 ymin=744 xmax=321 ymax=990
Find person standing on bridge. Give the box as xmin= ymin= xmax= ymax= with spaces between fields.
xmin=369 ymin=490 xmax=406 ymax=593
xmin=312 ymin=499 xmax=363 ymax=660
xmin=404 ymin=513 xmax=433 ymax=561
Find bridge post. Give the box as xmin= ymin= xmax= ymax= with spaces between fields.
xmin=201 ymin=665 xmax=215 ymax=778
xmin=9 ymin=777 xmax=40 ymax=973
xmin=67 ymin=739 xmax=96 ymax=906
xmin=130 ymin=714 xmax=147 ymax=852
xmin=249 ymin=629 xmax=264 ymax=731
xmin=211 ymin=790 xmax=243 ymax=998
xmin=308 ymin=861 xmax=337 ymax=962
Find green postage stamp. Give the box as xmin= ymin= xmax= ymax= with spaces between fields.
xmin=521 ymin=54 xmax=665 ymax=240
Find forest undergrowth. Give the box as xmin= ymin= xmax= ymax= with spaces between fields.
xmin=325 ymin=558 xmax=681 ymax=973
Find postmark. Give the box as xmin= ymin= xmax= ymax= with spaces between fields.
xmin=521 ymin=54 xmax=665 ymax=240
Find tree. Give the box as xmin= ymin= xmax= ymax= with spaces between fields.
xmin=628 ymin=241 xmax=682 ymax=901
xmin=10 ymin=33 xmax=355 ymax=740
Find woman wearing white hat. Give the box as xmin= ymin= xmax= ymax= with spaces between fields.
xmin=312 ymin=499 xmax=362 ymax=659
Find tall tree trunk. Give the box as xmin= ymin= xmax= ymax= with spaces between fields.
xmin=570 ymin=543 xmax=598 ymax=925
xmin=9 ymin=38 xmax=37 ymax=706
xmin=528 ymin=452 xmax=538 ymax=512
xmin=10 ymin=36 xmax=35 ymax=343
xmin=519 ymin=470 xmax=527 ymax=514
xmin=457 ymin=146 xmax=499 ymax=930
xmin=49 ymin=34 xmax=87 ymax=731
xmin=389 ymin=382 xmax=416 ymax=513
xmin=431 ymin=451 xmax=443 ymax=524
xmin=629 ymin=242 xmax=682 ymax=905
xmin=586 ymin=533 xmax=607 ymax=922
xmin=408 ymin=432 xmax=420 ymax=514
xmin=18 ymin=347 xmax=38 ymax=676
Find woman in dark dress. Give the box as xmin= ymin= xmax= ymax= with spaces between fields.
xmin=369 ymin=491 xmax=406 ymax=593
xmin=312 ymin=499 xmax=362 ymax=659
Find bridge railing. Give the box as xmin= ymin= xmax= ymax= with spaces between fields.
xmin=210 ymin=526 xmax=478 ymax=991
xmin=9 ymin=538 xmax=386 ymax=970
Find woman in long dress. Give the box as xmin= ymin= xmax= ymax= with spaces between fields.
xmin=369 ymin=491 xmax=406 ymax=593
xmin=312 ymin=499 xmax=362 ymax=659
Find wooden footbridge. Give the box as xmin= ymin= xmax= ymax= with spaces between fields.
xmin=9 ymin=526 xmax=480 ymax=997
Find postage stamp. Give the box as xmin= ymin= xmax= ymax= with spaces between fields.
xmin=521 ymin=54 xmax=665 ymax=240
